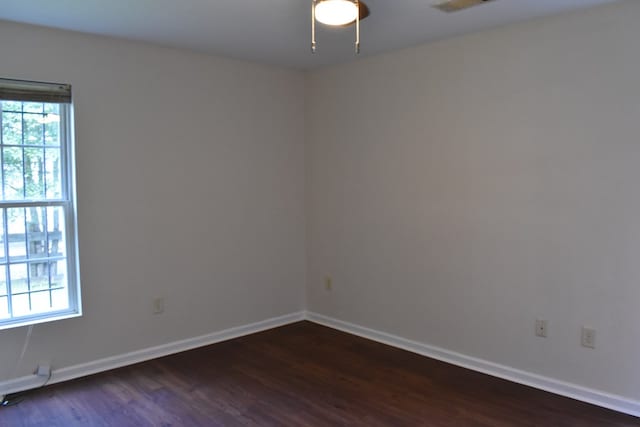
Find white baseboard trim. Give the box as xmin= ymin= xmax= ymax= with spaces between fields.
xmin=0 ymin=311 xmax=305 ymax=397
xmin=305 ymin=311 xmax=640 ymax=418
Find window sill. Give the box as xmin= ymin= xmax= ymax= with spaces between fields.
xmin=0 ymin=310 xmax=82 ymax=331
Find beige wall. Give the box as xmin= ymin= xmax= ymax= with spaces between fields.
xmin=306 ymin=1 xmax=640 ymax=400
xmin=0 ymin=21 xmax=306 ymax=380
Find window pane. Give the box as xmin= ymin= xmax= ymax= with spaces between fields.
xmin=51 ymin=288 xmax=68 ymax=311
xmin=7 ymin=208 xmax=26 ymax=261
xmin=23 ymin=112 xmax=44 ymax=145
xmin=0 ymin=210 xmax=5 ymax=262
xmin=0 ymin=296 xmax=8 ymax=319
xmin=9 ymin=263 xmax=28 ymax=294
xmin=25 ymin=147 xmax=45 ymax=199
xmin=51 ymin=260 xmax=68 ymax=310
xmin=47 ymin=207 xmax=66 ymax=257
xmin=26 ymin=207 xmax=47 ymax=259
xmin=1 ymin=112 xmax=22 ymax=145
xmin=30 ymin=290 xmax=51 ymax=313
xmin=0 ymin=265 xmax=6 ymax=296
xmin=11 ymin=293 xmax=29 ymax=317
xmin=29 ymin=261 xmax=49 ymax=291
xmin=0 ymin=201 xmax=70 ymax=323
xmin=3 ymin=147 xmax=24 ymax=199
xmin=2 ymin=101 xmax=22 ymax=113
xmin=45 ymin=148 xmax=62 ymax=198
xmin=44 ymin=115 xmax=60 ymax=146
xmin=1 ymin=107 xmax=63 ymax=202
xmin=23 ymin=102 xmax=43 ymax=114
xmin=43 ymin=104 xmax=59 ymax=115
xmin=51 ymin=259 xmax=67 ymax=289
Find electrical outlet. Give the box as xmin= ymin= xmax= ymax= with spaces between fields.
xmin=582 ymin=327 xmax=596 ymax=349
xmin=153 ymin=297 xmax=165 ymax=314
xmin=325 ymin=276 xmax=332 ymax=291
xmin=535 ymin=319 xmax=548 ymax=337
xmin=35 ymin=363 xmax=51 ymax=377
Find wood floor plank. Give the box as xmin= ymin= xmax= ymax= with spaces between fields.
xmin=1 ymin=321 xmax=638 ymax=426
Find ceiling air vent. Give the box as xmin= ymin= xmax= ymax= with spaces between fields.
xmin=433 ymin=0 xmax=496 ymax=13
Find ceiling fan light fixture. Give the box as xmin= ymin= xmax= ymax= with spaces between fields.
xmin=315 ymin=0 xmax=359 ymax=26
xmin=311 ymin=0 xmax=368 ymax=54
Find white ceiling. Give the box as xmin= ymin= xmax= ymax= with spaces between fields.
xmin=0 ymin=0 xmax=620 ymax=69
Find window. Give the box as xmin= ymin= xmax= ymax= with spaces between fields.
xmin=0 ymin=78 xmax=80 ymax=329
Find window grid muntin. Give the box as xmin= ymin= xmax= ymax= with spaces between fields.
xmin=0 ymin=100 xmax=77 ymax=327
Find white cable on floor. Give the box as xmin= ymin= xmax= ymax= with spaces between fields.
xmin=12 ymin=325 xmax=34 ymax=380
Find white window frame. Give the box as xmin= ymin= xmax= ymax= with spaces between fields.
xmin=0 ymin=78 xmax=81 ymax=330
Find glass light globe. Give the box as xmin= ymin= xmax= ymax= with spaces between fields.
xmin=315 ymin=0 xmax=358 ymax=26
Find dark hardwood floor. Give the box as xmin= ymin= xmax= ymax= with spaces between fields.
xmin=1 ymin=321 xmax=638 ymax=426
